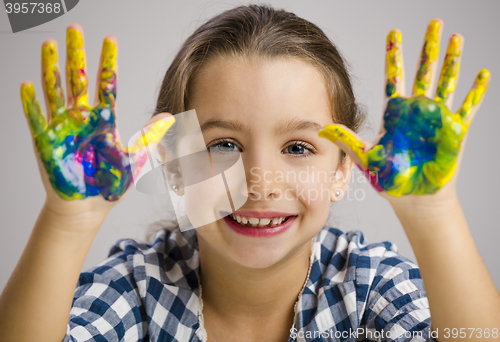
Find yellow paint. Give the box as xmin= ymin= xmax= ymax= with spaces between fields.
xmin=98 ymin=38 xmax=118 ymax=106
xmin=318 ymin=125 xmax=368 ymax=168
xmin=386 ymin=165 xmax=417 ymax=197
xmin=435 ymin=34 xmax=462 ymax=102
xmin=66 ymin=28 xmax=88 ymax=107
xmin=41 ymin=42 xmax=65 ymax=115
xmin=386 ymin=30 xmax=403 ymax=98
xmin=458 ymin=69 xmax=491 ymax=123
xmin=20 ymin=83 xmax=46 ymax=136
xmin=127 ymin=117 xmax=176 ymax=153
xmin=102 ymin=38 xmax=117 ymax=70
xmin=413 ymin=19 xmax=441 ymax=96
xmin=109 ymin=168 xmax=121 ymax=178
xmin=21 ymin=82 xmax=36 ymax=114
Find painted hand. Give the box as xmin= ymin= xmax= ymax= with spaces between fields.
xmin=21 ymin=25 xmax=174 ymax=202
xmin=319 ymin=19 xmax=490 ymax=197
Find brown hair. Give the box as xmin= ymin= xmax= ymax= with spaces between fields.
xmin=145 ymin=4 xmax=365 ymax=242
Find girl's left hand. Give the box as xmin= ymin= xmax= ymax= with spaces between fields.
xmin=319 ymin=18 xmax=490 ymax=203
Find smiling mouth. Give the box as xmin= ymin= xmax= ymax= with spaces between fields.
xmin=226 ymin=213 xmax=292 ymax=228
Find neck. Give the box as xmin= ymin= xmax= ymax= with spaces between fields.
xmin=198 ymin=237 xmax=314 ymax=322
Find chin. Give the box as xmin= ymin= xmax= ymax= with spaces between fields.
xmin=227 ymin=244 xmax=288 ymax=269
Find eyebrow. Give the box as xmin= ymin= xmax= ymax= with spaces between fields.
xmin=199 ymin=117 xmax=323 ymax=135
xmin=275 ymin=118 xmax=323 ymax=135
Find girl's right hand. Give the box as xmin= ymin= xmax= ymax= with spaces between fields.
xmin=21 ymin=23 xmax=174 ymax=221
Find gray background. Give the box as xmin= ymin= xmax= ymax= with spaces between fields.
xmin=1 ymin=0 xmax=499 ymax=291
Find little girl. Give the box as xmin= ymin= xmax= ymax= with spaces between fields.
xmin=0 ymin=4 xmax=498 ymax=342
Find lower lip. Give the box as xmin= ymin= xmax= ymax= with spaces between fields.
xmin=222 ymin=214 xmax=297 ymax=237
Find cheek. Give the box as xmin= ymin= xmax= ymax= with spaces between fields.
xmin=298 ymin=151 xmax=338 ymax=219
xmin=183 ymin=183 xmax=231 ymax=228
xmin=178 ymin=153 xmax=232 ymax=228
xmin=291 ymin=166 xmax=333 ymax=220
xmin=180 ymin=153 xmax=248 ymax=229
xmin=297 ymin=177 xmax=331 ymax=206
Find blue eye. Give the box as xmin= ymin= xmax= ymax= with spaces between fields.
xmin=209 ymin=139 xmax=242 ymax=153
xmin=282 ymin=141 xmax=316 ymax=158
xmin=207 ymin=139 xmax=316 ymax=158
xmin=286 ymin=144 xmax=306 ymax=154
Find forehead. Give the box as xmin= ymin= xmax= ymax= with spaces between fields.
xmin=187 ymin=55 xmax=333 ymax=126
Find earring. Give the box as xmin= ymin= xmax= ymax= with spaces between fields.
xmin=335 ymin=190 xmax=340 ymax=197
xmin=172 ymin=185 xmax=178 ymax=192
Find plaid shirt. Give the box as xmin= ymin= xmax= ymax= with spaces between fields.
xmin=62 ymin=226 xmax=436 ymax=342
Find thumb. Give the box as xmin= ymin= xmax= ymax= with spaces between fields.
xmin=126 ymin=113 xmax=175 ymax=154
xmin=318 ymin=124 xmax=370 ymax=171
xmin=126 ymin=113 xmax=176 ymax=184
xmin=21 ymin=82 xmax=47 ymax=137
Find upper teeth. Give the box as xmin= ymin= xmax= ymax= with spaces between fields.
xmin=229 ymin=215 xmax=288 ymax=227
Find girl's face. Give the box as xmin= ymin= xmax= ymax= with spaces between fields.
xmin=184 ymin=55 xmax=351 ymax=268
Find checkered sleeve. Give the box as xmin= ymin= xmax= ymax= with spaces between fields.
xmin=61 ymin=251 xmax=146 ymax=342
xmin=360 ymin=245 xmax=435 ymax=342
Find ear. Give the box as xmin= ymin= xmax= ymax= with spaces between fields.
xmin=330 ymin=155 xmax=354 ymax=202
xmin=157 ymin=135 xmax=185 ymax=196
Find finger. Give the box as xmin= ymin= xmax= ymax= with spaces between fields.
xmin=126 ymin=115 xmax=175 ymax=154
xmin=66 ymin=24 xmax=89 ymax=109
xmin=20 ymin=82 xmax=47 ymax=138
xmin=457 ymin=69 xmax=491 ymax=125
xmin=95 ymin=36 xmax=118 ymax=108
xmin=413 ymin=18 xmax=443 ymax=97
xmin=435 ymin=34 xmax=463 ymax=107
xmin=318 ymin=124 xmax=369 ymax=170
xmin=41 ymin=39 xmax=65 ymax=120
xmin=385 ymin=29 xmax=405 ymax=99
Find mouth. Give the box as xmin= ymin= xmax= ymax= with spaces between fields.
xmin=226 ymin=213 xmax=292 ymax=228
xmin=221 ymin=211 xmax=298 ymax=237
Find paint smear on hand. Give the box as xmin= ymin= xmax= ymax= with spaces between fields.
xmin=367 ymin=96 xmax=465 ymax=196
xmin=413 ymin=19 xmax=441 ymax=96
xmin=42 ymin=42 xmax=65 ymax=115
xmin=386 ymin=30 xmax=403 ymax=98
xmin=458 ymin=69 xmax=490 ymax=123
xmin=21 ymin=35 xmax=172 ymax=201
xmin=99 ymin=38 xmax=117 ymax=108
xmin=435 ymin=34 xmax=462 ymax=102
xmin=319 ymin=88 xmax=489 ymax=197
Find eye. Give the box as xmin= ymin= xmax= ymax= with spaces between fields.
xmin=282 ymin=141 xmax=317 ymax=158
xmin=207 ymin=139 xmax=242 ymax=154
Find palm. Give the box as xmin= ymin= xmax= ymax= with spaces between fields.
xmin=21 ymin=26 xmax=172 ymax=202
xmin=319 ymin=19 xmax=490 ymax=197
xmin=38 ymin=105 xmax=134 ymax=201
xmin=367 ymin=96 xmax=464 ymax=196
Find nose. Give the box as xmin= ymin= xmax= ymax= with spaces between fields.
xmin=244 ymin=151 xmax=284 ymax=202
